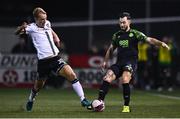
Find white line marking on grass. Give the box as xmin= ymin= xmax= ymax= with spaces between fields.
xmin=151 ymin=93 xmax=180 ymax=100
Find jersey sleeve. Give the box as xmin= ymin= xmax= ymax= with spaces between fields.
xmin=134 ymin=29 xmax=147 ymax=41
xmin=45 ymin=20 xmax=51 ymax=29
xmin=25 ymin=24 xmax=33 ymax=34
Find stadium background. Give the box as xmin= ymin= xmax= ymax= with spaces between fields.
xmin=0 ymin=0 xmax=180 ymax=118
xmin=0 ymin=0 xmax=179 ymax=88
xmin=0 ymin=0 xmax=180 ymax=89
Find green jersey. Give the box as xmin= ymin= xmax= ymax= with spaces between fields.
xmin=112 ymin=29 xmax=147 ymax=63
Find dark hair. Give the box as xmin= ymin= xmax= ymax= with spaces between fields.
xmin=119 ymin=12 xmax=131 ymax=19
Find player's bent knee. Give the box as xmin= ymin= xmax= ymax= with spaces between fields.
xmin=122 ymin=71 xmax=131 ymax=83
xmin=103 ymin=70 xmax=116 ymax=83
xmin=103 ymin=76 xmax=111 ymax=83
xmin=122 ymin=75 xmax=131 ymax=83
xmin=103 ymin=74 xmax=116 ymax=83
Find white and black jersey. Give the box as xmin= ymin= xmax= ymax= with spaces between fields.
xmin=25 ymin=20 xmax=59 ymax=60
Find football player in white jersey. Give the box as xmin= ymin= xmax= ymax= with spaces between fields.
xmin=15 ymin=7 xmax=92 ymax=111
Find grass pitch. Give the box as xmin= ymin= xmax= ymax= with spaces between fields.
xmin=0 ymin=88 xmax=180 ymax=118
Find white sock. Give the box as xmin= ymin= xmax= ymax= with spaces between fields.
xmin=72 ymin=81 xmax=85 ymax=101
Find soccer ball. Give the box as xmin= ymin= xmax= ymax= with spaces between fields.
xmin=91 ymin=99 xmax=105 ymax=112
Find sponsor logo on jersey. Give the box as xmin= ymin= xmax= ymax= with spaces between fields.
xmin=119 ymin=40 xmax=129 ymax=48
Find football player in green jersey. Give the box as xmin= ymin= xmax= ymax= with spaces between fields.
xmin=97 ymin=12 xmax=169 ymax=112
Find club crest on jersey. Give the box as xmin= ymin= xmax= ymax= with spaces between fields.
xmin=129 ymin=33 xmax=134 ymax=37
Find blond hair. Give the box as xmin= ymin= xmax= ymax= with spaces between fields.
xmin=33 ymin=7 xmax=46 ymax=18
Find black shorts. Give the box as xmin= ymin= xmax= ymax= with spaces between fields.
xmin=109 ymin=60 xmax=137 ymax=79
xmin=37 ymin=56 xmax=67 ymax=79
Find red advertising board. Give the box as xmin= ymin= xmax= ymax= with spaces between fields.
xmin=0 ymin=54 xmax=117 ymax=88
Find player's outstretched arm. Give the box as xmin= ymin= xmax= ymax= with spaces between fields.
xmin=101 ymin=44 xmax=116 ymax=70
xmin=15 ymin=22 xmax=27 ymax=35
xmin=146 ymin=37 xmax=170 ymax=50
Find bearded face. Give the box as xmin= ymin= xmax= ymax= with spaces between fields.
xmin=119 ymin=17 xmax=131 ymax=31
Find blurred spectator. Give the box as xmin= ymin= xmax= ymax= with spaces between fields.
xmin=156 ymin=36 xmax=177 ymax=92
xmin=137 ymin=41 xmax=151 ymax=90
xmin=99 ymin=44 xmax=109 ymax=56
xmin=12 ymin=34 xmax=36 ymax=54
xmin=11 ymin=34 xmax=29 ymax=54
xmin=148 ymin=45 xmax=159 ymax=89
xmin=170 ymin=36 xmax=179 ymax=87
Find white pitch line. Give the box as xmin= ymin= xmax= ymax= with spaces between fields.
xmin=151 ymin=93 xmax=180 ymax=100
